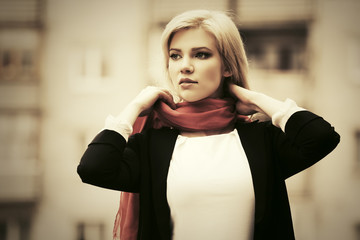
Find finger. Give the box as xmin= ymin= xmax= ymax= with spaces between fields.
xmin=139 ymin=108 xmax=152 ymax=117
xmin=158 ymin=89 xmax=176 ymax=109
xmin=236 ymin=102 xmax=258 ymax=115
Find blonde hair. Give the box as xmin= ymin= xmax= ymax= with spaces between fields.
xmin=160 ymin=9 xmax=249 ymax=89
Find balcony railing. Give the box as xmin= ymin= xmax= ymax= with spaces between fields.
xmin=0 ymin=0 xmax=44 ymax=28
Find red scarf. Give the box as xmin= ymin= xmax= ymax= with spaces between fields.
xmin=113 ymin=98 xmax=249 ymax=240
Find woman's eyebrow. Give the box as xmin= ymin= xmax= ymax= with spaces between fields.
xmin=191 ymin=47 xmax=212 ymax=51
xmin=169 ymin=48 xmax=181 ymax=52
xmin=169 ymin=47 xmax=212 ymax=52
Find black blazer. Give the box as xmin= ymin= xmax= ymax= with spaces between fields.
xmin=78 ymin=111 xmax=340 ymax=240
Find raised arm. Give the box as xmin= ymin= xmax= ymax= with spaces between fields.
xmin=77 ymin=86 xmax=175 ymax=191
xmin=229 ymin=83 xmax=340 ymax=178
xmin=228 ymin=83 xmax=303 ymax=130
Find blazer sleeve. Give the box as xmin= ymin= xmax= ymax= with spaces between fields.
xmin=273 ymin=110 xmax=340 ymax=179
xmin=77 ymin=129 xmax=143 ymax=192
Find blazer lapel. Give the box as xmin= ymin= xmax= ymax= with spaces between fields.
xmin=236 ymin=123 xmax=269 ymax=224
xmin=149 ymin=128 xmax=179 ymax=239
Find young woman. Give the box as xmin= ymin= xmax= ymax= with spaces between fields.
xmin=77 ymin=10 xmax=340 ymax=240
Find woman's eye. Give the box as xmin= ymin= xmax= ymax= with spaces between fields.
xmin=195 ymin=52 xmax=211 ymax=59
xmin=170 ymin=53 xmax=181 ymax=60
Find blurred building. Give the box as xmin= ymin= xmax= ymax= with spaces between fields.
xmin=0 ymin=0 xmax=359 ymax=239
xmin=0 ymin=0 xmax=44 ymax=239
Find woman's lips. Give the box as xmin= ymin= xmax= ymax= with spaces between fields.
xmin=179 ymin=78 xmax=198 ymax=89
xmin=179 ymin=78 xmax=198 ymax=85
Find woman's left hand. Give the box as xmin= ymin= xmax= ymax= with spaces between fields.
xmin=228 ymin=83 xmax=262 ymax=115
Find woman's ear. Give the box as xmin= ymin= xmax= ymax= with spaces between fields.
xmin=223 ymin=70 xmax=232 ymax=78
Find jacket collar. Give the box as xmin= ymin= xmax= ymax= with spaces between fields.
xmin=149 ymin=128 xmax=179 ymax=239
xmin=236 ymin=123 xmax=268 ymax=223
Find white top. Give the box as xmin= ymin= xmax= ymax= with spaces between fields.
xmin=167 ymin=129 xmax=255 ymax=240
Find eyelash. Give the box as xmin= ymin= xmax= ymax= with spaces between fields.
xmin=169 ymin=52 xmax=212 ymax=60
xmin=170 ymin=53 xmax=181 ymax=60
xmin=195 ymin=52 xmax=211 ymax=59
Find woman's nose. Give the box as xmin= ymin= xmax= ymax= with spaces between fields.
xmin=180 ymin=57 xmax=194 ymax=74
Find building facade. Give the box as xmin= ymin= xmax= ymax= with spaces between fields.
xmin=0 ymin=0 xmax=359 ymax=239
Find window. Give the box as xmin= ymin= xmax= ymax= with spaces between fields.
xmin=0 ymin=221 xmax=5 ymax=240
xmin=0 ymin=49 xmax=37 ymax=82
xmin=0 ymin=110 xmax=39 ymax=163
xmin=68 ymin=46 xmax=117 ymax=93
xmin=241 ymin=25 xmax=308 ymax=72
xmin=356 ymin=131 xmax=360 ymax=167
xmin=0 ymin=29 xmax=40 ymax=83
xmin=355 ymin=222 xmax=360 ymax=240
xmin=0 ymin=206 xmax=32 ymax=240
xmin=77 ymin=222 xmax=105 ymax=240
xmin=0 ymin=110 xmax=40 ymax=201
xmin=151 ymin=0 xmax=227 ymax=23
xmin=0 ymin=0 xmax=44 ymax=27
xmin=347 ymin=38 xmax=360 ymax=85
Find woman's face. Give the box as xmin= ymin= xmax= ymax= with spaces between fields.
xmin=168 ymin=28 xmax=231 ymax=102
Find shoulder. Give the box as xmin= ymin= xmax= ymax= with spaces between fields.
xmin=234 ymin=119 xmax=279 ymax=150
xmin=235 ymin=118 xmax=275 ymax=133
xmin=140 ymin=127 xmax=179 ymax=138
xmin=129 ymin=127 xmax=179 ymax=145
xmin=236 ymin=110 xmax=325 ymax=132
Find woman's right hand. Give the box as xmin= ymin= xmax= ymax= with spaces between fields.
xmin=131 ymin=86 xmax=176 ymax=116
xmin=115 ymin=86 xmax=176 ymax=128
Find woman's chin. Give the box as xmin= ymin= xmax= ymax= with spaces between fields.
xmin=179 ymin=96 xmax=205 ymax=103
xmin=180 ymin=95 xmax=221 ymax=103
